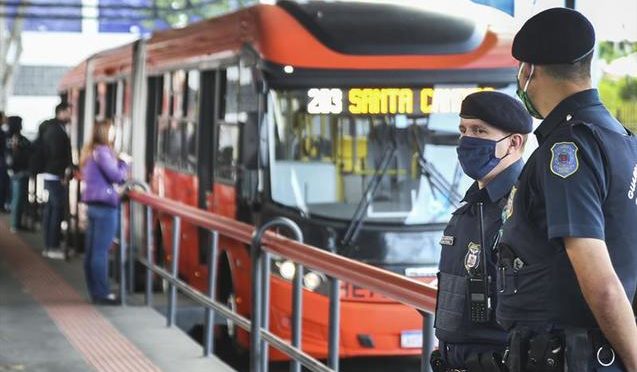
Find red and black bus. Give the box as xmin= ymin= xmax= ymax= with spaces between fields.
xmin=60 ymin=0 xmax=518 ymax=359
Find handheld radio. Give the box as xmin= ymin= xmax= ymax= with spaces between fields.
xmin=468 ymin=202 xmax=492 ymax=323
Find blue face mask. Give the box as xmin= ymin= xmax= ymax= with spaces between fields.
xmin=456 ymin=134 xmax=512 ymax=180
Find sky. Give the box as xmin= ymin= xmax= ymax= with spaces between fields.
xmin=516 ymin=0 xmax=637 ymax=41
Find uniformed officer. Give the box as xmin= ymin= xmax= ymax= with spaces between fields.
xmin=431 ymin=91 xmax=532 ymax=372
xmin=497 ymin=8 xmax=637 ymax=372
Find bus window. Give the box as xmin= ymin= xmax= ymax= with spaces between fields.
xmin=215 ymin=123 xmax=239 ymax=183
xmin=186 ymin=70 xmax=200 ymax=122
xmin=224 ymin=66 xmax=240 ymax=123
xmin=268 ymin=87 xmax=513 ymax=225
xmin=184 ymin=120 xmax=197 ymax=172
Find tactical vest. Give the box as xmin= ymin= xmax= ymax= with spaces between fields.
xmin=497 ymin=121 xmax=637 ymax=330
xmin=435 ymin=198 xmax=508 ymax=345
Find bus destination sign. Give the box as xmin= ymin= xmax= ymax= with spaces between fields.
xmin=306 ymin=87 xmax=494 ymax=116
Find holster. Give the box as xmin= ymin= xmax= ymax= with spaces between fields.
xmin=526 ymin=333 xmax=563 ymax=372
xmin=504 ymin=327 xmax=532 ymax=372
xmin=564 ymin=328 xmax=592 ymax=372
xmin=430 ymin=349 xmax=446 ymax=372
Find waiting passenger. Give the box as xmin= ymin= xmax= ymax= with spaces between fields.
xmin=0 ymin=111 xmax=9 ymax=213
xmin=80 ymin=120 xmax=129 ymax=305
xmin=6 ymin=116 xmax=31 ymax=232
xmin=37 ymin=102 xmax=73 ymax=259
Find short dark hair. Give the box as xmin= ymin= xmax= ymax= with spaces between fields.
xmin=541 ymin=53 xmax=593 ymax=82
xmin=55 ymin=102 xmax=71 ymax=115
xmin=8 ymin=116 xmax=22 ymax=134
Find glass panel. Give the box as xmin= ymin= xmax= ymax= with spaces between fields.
xmin=172 ymin=70 xmax=186 ymax=118
xmin=224 ymin=66 xmax=240 ymax=123
xmin=216 ymin=123 xmax=239 ymax=182
xmin=185 ymin=121 xmax=198 ymax=171
xmin=186 ymin=70 xmax=200 ymax=122
xmin=269 ymin=85 xmax=515 ymax=225
xmin=167 ymin=119 xmax=183 ymax=167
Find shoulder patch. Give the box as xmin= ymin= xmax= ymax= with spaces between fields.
xmin=550 ymin=142 xmax=579 ymax=179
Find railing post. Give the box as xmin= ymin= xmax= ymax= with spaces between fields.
xmin=261 ymin=251 xmax=271 ymax=372
xmin=145 ymin=206 xmax=154 ymax=307
xmin=119 ymin=204 xmax=127 ymax=306
xmin=250 ymin=232 xmax=264 ymax=372
xmin=167 ymin=216 xmax=181 ymax=327
xmin=251 ymin=218 xmax=303 ymax=372
xmin=204 ymin=230 xmax=219 ymax=357
xmin=421 ymin=312 xmax=434 ymax=372
xmin=290 ymin=262 xmax=304 ymax=372
xmin=328 ymin=277 xmax=340 ymax=371
xmin=128 ymin=202 xmax=135 ymax=294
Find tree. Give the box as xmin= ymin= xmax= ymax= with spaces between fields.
xmin=146 ymin=0 xmax=256 ymax=29
xmin=0 ymin=0 xmax=28 ymax=111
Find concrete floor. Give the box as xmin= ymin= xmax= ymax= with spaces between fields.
xmin=0 ymin=217 xmax=234 ymax=372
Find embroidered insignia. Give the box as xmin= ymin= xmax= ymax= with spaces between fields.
xmin=440 ymin=235 xmax=455 ymax=246
xmin=550 ymin=142 xmax=579 ymax=179
xmin=503 ymin=186 xmax=517 ymax=221
xmin=464 ymin=242 xmax=481 ymax=273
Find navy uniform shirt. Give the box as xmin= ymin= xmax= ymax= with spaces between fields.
xmin=497 ymin=89 xmax=637 ymax=330
xmin=435 ymin=159 xmax=523 ymax=344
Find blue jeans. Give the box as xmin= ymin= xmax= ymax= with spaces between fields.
xmin=10 ymin=173 xmax=28 ymax=229
xmin=84 ymin=204 xmax=118 ymax=300
xmin=43 ymin=180 xmax=66 ymax=248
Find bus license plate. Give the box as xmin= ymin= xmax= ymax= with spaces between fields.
xmin=400 ymin=330 xmax=422 ymax=348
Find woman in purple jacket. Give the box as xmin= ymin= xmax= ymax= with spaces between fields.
xmin=80 ymin=120 xmax=128 ymax=305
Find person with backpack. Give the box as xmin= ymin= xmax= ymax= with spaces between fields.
xmin=80 ymin=119 xmax=129 ymax=305
xmin=35 ymin=102 xmax=73 ymax=259
xmin=6 ymin=116 xmax=31 ymax=232
xmin=0 ymin=111 xmax=9 ymax=212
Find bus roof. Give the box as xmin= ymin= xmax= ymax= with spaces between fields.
xmin=60 ymin=1 xmax=517 ymax=90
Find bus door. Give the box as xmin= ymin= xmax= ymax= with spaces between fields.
xmin=196 ymin=69 xmax=218 ymax=266
xmin=208 ymin=62 xmax=260 ymax=223
xmin=145 ymin=75 xmax=163 ymax=180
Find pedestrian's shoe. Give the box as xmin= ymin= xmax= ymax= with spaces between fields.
xmin=45 ymin=250 xmax=65 ymax=260
xmin=92 ymin=296 xmax=119 ymax=306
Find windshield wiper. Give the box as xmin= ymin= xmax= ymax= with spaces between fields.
xmin=410 ymin=125 xmax=463 ymax=208
xmin=341 ymin=139 xmax=397 ymax=255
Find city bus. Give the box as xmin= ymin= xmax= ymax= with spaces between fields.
xmin=59 ymin=0 xmax=518 ymax=360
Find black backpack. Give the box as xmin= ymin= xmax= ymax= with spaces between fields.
xmin=29 ymin=123 xmax=48 ymax=175
xmin=10 ymin=135 xmax=32 ymax=172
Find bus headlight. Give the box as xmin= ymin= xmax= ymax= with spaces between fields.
xmin=272 ymin=258 xmax=328 ymax=294
xmin=278 ymin=260 xmax=296 ymax=280
xmin=303 ymin=271 xmax=325 ymax=291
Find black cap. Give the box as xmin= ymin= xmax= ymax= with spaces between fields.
xmin=460 ymin=91 xmax=533 ymax=134
xmin=512 ymin=7 xmax=595 ymax=65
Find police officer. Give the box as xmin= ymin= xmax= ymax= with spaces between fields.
xmin=497 ymin=8 xmax=637 ymax=371
xmin=432 ymin=91 xmax=532 ymax=372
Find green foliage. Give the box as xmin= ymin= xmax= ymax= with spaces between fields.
xmin=598 ymin=41 xmax=637 ymax=63
xmin=144 ymin=0 xmax=256 ymax=30
xmin=600 ymin=77 xmax=637 ymax=131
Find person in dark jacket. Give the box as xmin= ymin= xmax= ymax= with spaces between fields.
xmin=40 ymin=102 xmax=73 ymax=259
xmin=0 ymin=111 xmax=9 ymax=212
xmin=80 ymin=119 xmax=129 ymax=305
xmin=6 ymin=116 xmax=31 ymax=232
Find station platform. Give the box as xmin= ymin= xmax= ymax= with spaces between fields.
xmin=0 ymin=218 xmax=234 ymax=372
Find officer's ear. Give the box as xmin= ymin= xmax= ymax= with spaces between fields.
xmin=509 ymin=133 xmax=526 ymax=154
xmin=517 ymin=63 xmax=534 ymax=87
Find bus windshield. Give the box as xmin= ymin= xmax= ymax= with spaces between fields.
xmin=268 ymin=85 xmax=513 ymax=225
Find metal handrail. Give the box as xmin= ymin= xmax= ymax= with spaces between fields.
xmin=121 ymin=188 xmax=438 ymax=372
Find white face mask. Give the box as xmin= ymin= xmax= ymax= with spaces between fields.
xmin=1 ymin=124 xmax=8 ymax=133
